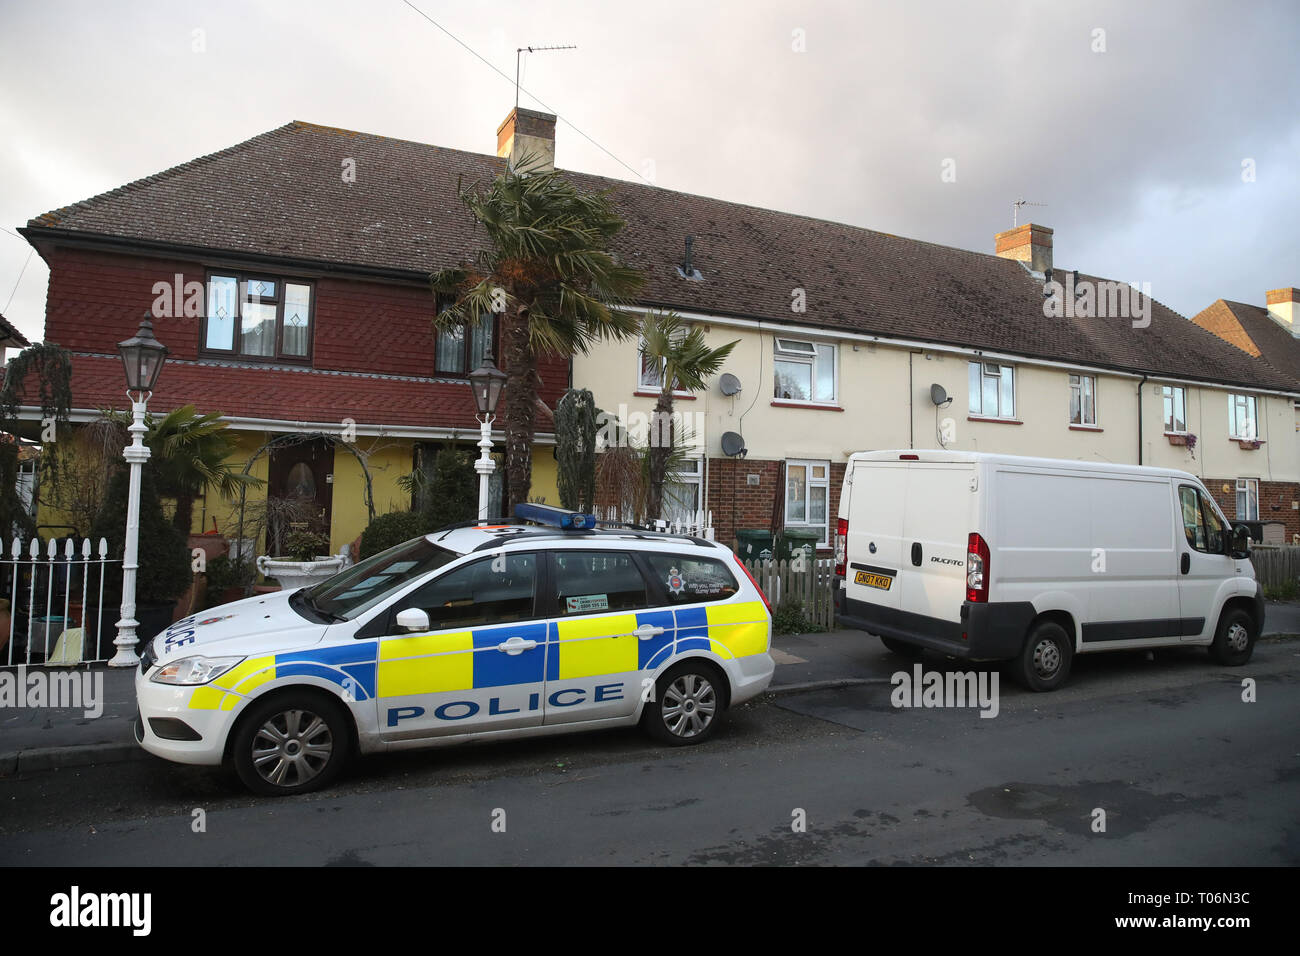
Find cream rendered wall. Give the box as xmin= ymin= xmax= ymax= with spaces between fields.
xmin=572 ymin=318 xmax=1300 ymax=483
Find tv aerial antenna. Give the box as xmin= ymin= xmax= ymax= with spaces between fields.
xmin=1012 ymin=198 xmax=1047 ymax=227
xmin=515 ymin=44 xmax=577 ymax=109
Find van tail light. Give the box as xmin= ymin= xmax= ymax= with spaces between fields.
xmin=966 ymin=532 xmax=990 ymax=603
xmin=834 ymin=518 xmax=848 ymax=577
xmin=733 ymin=553 xmax=772 ymax=614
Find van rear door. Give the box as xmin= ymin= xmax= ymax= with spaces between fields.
xmin=843 ymin=460 xmax=909 ymax=612
xmin=899 ymin=461 xmax=977 ymax=624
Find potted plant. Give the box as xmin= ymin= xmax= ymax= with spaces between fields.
xmin=256 ymin=528 xmax=346 ymax=591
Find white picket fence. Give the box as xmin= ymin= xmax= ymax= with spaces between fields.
xmin=597 ymin=506 xmax=716 ymax=540
xmin=1 ymin=537 xmax=119 ymax=667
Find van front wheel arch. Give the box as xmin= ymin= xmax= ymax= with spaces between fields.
xmin=1013 ymin=620 xmax=1074 ymax=692
xmin=1209 ymin=606 xmax=1256 ymax=666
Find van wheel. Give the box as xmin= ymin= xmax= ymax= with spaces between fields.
xmin=1209 ymin=608 xmax=1256 ymax=666
xmin=641 ymin=662 xmax=724 ymax=746
xmin=232 ymin=692 xmax=351 ymax=797
xmin=880 ymin=636 xmax=924 ymax=659
xmin=1014 ymin=621 xmax=1073 ymax=692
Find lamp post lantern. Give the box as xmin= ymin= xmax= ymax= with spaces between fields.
xmin=467 ymin=354 xmax=507 ymax=522
xmin=108 ymin=313 xmax=168 ymax=668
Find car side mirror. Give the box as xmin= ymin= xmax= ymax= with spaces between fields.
xmin=1230 ymin=524 xmax=1251 ymax=559
xmin=395 ymin=608 xmax=430 ymax=633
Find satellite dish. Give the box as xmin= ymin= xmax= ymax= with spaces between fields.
xmin=720 ymin=432 xmax=747 ymax=457
xmin=719 ymin=373 xmax=742 ymax=396
xmin=930 ymin=383 xmax=949 ymax=406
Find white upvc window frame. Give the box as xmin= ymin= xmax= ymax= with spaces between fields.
xmin=968 ymin=361 xmax=1016 ymax=419
xmin=1069 ymin=373 xmax=1097 ymax=426
xmin=1228 ymin=393 xmax=1258 ymax=440
xmin=663 ymin=456 xmax=703 ymax=525
xmin=784 ymin=458 xmax=831 ymax=547
xmin=773 ymin=338 xmax=837 ymax=405
xmin=636 ymin=334 xmax=690 ymax=395
xmin=1235 ymin=478 xmax=1259 ymax=521
xmin=1162 ymin=385 xmax=1187 ymax=434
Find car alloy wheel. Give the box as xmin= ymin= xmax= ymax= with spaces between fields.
xmin=251 ymin=708 xmax=335 ymax=788
xmin=662 ymin=673 xmax=718 ymax=739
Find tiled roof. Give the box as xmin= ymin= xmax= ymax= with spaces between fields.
xmin=24 ymin=120 xmax=1300 ymax=394
xmin=61 ymin=353 xmax=554 ymax=433
xmin=1192 ymin=299 xmax=1300 ymax=385
xmin=0 ymin=312 xmax=30 ymax=348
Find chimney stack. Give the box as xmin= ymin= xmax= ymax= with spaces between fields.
xmin=1265 ymin=287 xmax=1298 ymax=330
xmin=497 ymin=106 xmax=557 ymax=172
xmin=995 ymin=223 xmax=1053 ymax=274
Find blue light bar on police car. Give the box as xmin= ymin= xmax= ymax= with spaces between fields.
xmin=513 ymin=503 xmax=597 ymax=529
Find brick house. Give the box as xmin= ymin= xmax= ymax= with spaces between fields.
xmin=1192 ymin=289 xmax=1300 ymax=542
xmin=11 ymin=108 xmax=1299 ymax=557
xmin=14 ymin=116 xmax=573 ymax=555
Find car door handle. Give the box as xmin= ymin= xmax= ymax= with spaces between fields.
xmin=496 ymin=637 xmax=538 ymax=655
xmin=911 ymin=542 xmax=922 ymax=566
xmin=1180 ymin=553 xmax=1190 ymax=575
xmin=633 ymin=625 xmax=666 ymax=640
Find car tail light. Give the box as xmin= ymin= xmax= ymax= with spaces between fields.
xmin=733 ymin=552 xmax=772 ymax=613
xmin=966 ymin=532 xmax=990 ymax=603
xmin=834 ymin=518 xmax=848 ymax=577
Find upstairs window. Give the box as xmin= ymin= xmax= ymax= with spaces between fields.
xmin=1228 ymin=393 xmax=1258 ymax=440
xmin=774 ymin=338 xmax=836 ymax=403
xmin=436 ymin=313 xmax=494 ymax=376
xmin=205 ymin=275 xmax=314 ymax=361
xmin=1069 ymin=374 xmax=1097 ymax=426
xmin=1162 ymin=385 xmax=1187 ymax=433
xmin=969 ymin=362 xmax=1015 ymax=418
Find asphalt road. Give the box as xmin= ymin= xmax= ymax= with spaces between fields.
xmin=1 ymin=639 xmax=1297 ymax=866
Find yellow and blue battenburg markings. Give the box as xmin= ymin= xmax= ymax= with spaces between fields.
xmin=189 ymin=643 xmax=379 ymax=710
xmin=188 ymin=601 xmax=768 ymax=708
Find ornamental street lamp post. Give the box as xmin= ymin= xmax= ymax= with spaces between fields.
xmin=467 ymin=355 xmax=507 ymax=523
xmin=108 ymin=314 xmax=168 ymax=668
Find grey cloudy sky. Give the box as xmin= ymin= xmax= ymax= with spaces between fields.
xmin=1 ymin=0 xmax=1297 ymax=347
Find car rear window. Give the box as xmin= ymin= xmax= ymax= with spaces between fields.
xmin=552 ymin=551 xmax=648 ymax=615
xmin=644 ymin=553 xmax=739 ymax=604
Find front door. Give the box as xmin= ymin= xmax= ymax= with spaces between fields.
xmin=1176 ymin=484 xmax=1231 ymax=641
xmin=268 ymin=437 xmax=334 ymax=553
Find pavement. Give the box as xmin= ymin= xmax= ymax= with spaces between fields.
xmin=2 ymin=601 xmax=1297 ymax=777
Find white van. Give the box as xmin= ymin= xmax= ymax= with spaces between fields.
xmin=833 ymin=450 xmax=1264 ymax=690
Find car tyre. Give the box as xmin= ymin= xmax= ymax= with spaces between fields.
xmin=1209 ymin=607 xmax=1256 ymax=666
xmin=232 ymin=692 xmax=351 ymax=797
xmin=1014 ymin=620 xmax=1073 ymax=692
xmin=880 ymin=635 xmax=924 ymax=659
xmin=641 ymin=661 xmax=725 ymax=746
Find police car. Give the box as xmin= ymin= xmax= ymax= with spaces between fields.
xmin=135 ymin=505 xmax=775 ymax=795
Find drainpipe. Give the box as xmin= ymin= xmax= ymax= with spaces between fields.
xmin=1137 ymin=374 xmax=1148 ymax=465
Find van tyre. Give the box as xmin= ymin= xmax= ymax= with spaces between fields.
xmin=641 ymin=662 xmax=724 ymax=746
xmin=1014 ymin=621 xmax=1073 ymax=692
xmin=232 ymin=692 xmax=351 ymax=796
xmin=880 ymin=636 xmax=924 ymax=660
xmin=1210 ymin=608 xmax=1256 ymax=666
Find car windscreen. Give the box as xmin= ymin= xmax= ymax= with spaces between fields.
xmin=304 ymin=537 xmax=459 ymax=621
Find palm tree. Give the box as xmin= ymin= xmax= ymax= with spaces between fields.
xmin=639 ymin=312 xmax=738 ymax=520
xmin=431 ymin=156 xmax=646 ymax=511
xmin=106 ymin=405 xmax=264 ymax=534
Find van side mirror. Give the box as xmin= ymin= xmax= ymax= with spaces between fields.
xmin=395 ymin=608 xmax=430 ymax=633
xmin=1230 ymin=524 xmax=1251 ymax=559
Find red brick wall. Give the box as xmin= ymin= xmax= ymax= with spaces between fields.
xmin=38 ymin=245 xmax=570 ymax=408
xmin=1205 ymin=478 xmax=1300 ymax=543
xmin=707 ymin=457 xmax=847 ymax=550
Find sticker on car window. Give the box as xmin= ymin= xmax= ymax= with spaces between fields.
xmin=565 ymin=594 xmax=610 ymax=613
xmin=666 ymin=568 xmax=685 ymax=596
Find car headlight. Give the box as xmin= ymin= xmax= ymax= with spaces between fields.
xmin=150 ymin=655 xmax=245 ymax=685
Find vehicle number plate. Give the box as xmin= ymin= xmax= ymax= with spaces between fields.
xmin=854 ymin=571 xmax=893 ymax=590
